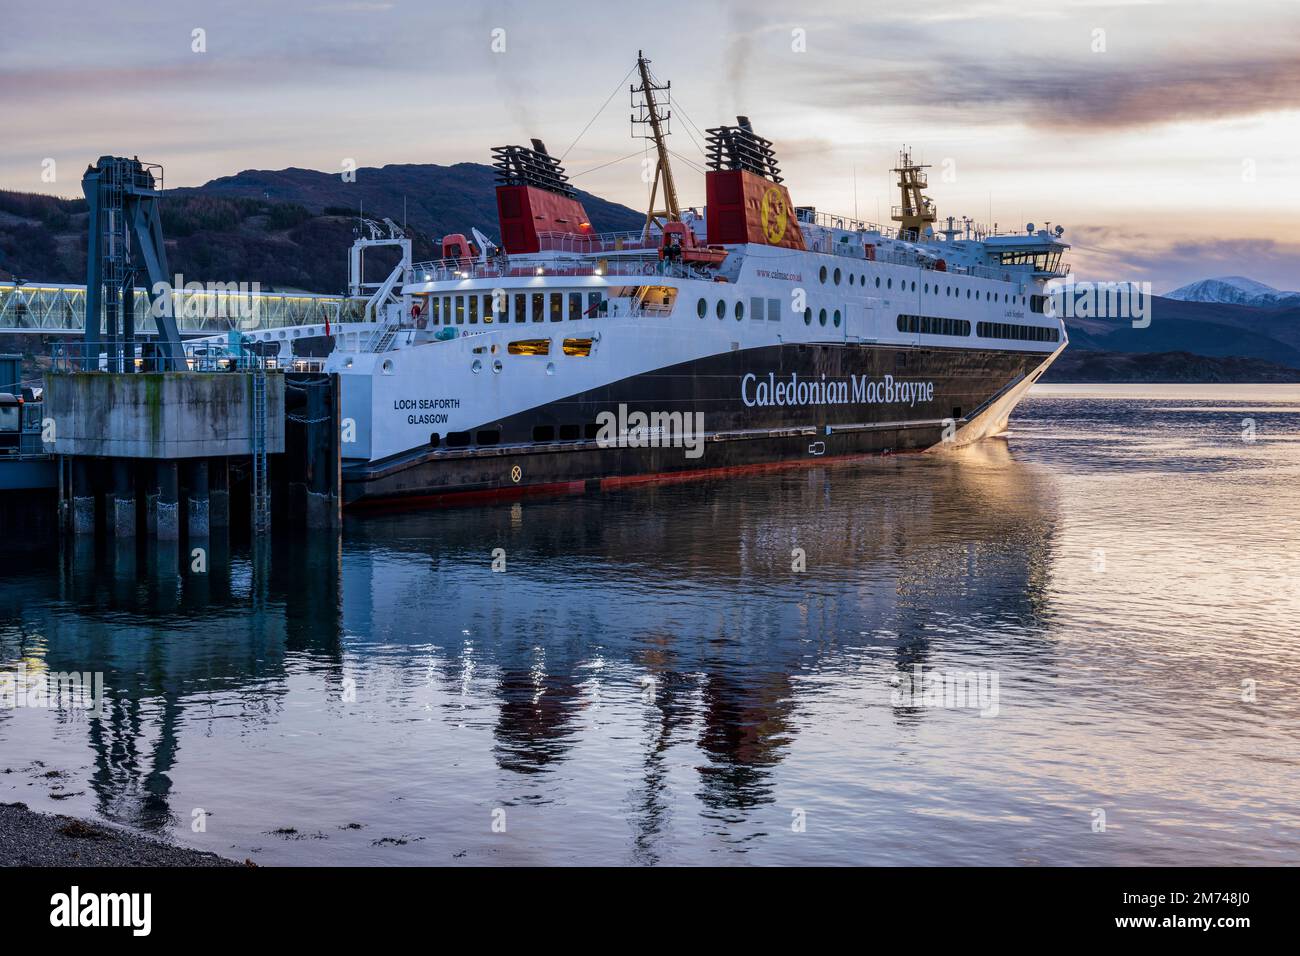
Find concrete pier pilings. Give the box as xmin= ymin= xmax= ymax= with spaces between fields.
xmin=112 ymin=458 xmax=135 ymax=537
xmin=209 ymin=457 xmax=229 ymax=529
xmin=56 ymin=453 xmax=241 ymax=545
xmin=71 ymin=458 xmax=96 ymax=536
xmin=186 ymin=459 xmax=210 ymax=538
xmin=155 ymin=461 xmax=180 ymax=541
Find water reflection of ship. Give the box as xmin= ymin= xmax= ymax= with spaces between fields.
xmin=348 ymin=439 xmax=1058 ymax=835
xmin=0 ymin=440 xmax=1057 ymax=844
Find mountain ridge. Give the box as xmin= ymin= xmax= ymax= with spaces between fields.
xmin=1165 ymin=275 xmax=1300 ymax=308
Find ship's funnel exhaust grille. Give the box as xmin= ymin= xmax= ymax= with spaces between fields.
xmin=705 ymin=117 xmax=782 ymax=183
xmin=491 ymin=143 xmax=576 ymax=198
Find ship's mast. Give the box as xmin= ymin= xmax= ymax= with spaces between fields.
xmin=891 ymin=147 xmax=937 ymax=241
xmin=631 ymin=51 xmax=680 ymax=241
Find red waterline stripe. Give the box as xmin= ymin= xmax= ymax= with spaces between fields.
xmin=346 ymin=445 xmax=931 ymax=514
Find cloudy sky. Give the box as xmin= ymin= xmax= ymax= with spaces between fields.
xmin=2 ymin=0 xmax=1298 ymax=291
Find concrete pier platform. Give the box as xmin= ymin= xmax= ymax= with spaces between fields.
xmin=43 ymin=372 xmax=284 ymax=459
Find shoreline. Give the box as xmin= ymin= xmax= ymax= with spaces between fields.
xmin=0 ymin=802 xmax=243 ymax=867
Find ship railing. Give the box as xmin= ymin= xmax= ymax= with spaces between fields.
xmin=534 ymin=230 xmax=659 ymax=254
xmin=795 ymin=208 xmax=894 ymax=236
xmin=410 ymin=254 xmax=715 ymax=283
xmin=891 ymin=203 xmax=936 ymax=219
xmin=856 ymin=246 xmax=1022 ymax=283
xmin=49 ymin=341 xmax=276 ymax=373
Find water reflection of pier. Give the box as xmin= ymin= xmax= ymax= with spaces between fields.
xmin=0 ymin=535 xmax=343 ymax=831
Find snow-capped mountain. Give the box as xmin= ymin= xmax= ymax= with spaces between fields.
xmin=1165 ymin=276 xmax=1300 ymax=308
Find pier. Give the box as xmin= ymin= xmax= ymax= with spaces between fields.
xmin=0 ymin=156 xmax=343 ymax=542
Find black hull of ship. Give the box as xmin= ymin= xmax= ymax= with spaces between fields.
xmin=343 ymin=342 xmax=1052 ymax=508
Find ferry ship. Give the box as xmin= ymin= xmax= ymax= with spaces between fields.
xmin=262 ymin=54 xmax=1069 ymax=507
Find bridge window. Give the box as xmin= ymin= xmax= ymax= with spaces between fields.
xmin=514 ymin=293 xmax=526 ymax=323
xmin=587 ymin=291 xmax=605 ymax=317
xmin=549 ymin=292 xmax=563 ymax=322
xmin=484 ymin=293 xmax=497 ymax=323
xmin=454 ymin=295 xmax=465 ymax=324
xmin=468 ymin=295 xmax=479 ymax=324
xmin=569 ymin=292 xmax=583 ymax=319
xmin=531 ymin=292 xmax=544 ymax=322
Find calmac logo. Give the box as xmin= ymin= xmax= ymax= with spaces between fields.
xmin=741 ymin=372 xmax=935 ymax=408
xmin=760 ymin=186 xmax=788 ymax=244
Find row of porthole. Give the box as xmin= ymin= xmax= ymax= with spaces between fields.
xmin=694 ymin=298 xmax=845 ymax=326
xmin=468 ymin=358 xmax=557 ymax=375
xmin=803 ymin=308 xmax=842 ymax=328
xmin=696 ymin=298 xmax=751 ymax=320
xmin=815 ymin=264 xmax=1027 ymax=305
xmin=382 ymin=356 xmax=559 ymax=377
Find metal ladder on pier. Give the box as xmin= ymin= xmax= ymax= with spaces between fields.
xmin=251 ymin=369 xmax=270 ymax=534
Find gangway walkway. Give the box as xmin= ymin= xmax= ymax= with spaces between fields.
xmin=0 ymin=281 xmax=364 ymax=334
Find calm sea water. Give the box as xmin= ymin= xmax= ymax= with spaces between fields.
xmin=3 ymin=384 xmax=1299 ymax=865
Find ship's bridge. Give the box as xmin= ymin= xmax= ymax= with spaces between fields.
xmin=981 ymin=231 xmax=1071 ymax=278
